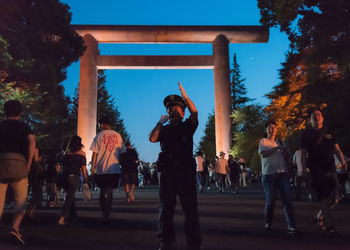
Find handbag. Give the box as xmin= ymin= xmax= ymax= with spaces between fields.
xmin=276 ymin=139 xmax=296 ymax=176
xmin=82 ymin=183 xmax=92 ymax=201
xmin=0 ymin=152 xmax=28 ymax=182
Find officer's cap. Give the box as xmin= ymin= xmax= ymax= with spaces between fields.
xmin=163 ymin=95 xmax=186 ymax=110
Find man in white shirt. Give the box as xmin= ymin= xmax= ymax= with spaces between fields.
xmin=90 ymin=116 xmax=125 ymax=221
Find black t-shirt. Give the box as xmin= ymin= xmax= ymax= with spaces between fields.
xmin=300 ymin=127 xmax=336 ymax=173
xmin=120 ymin=148 xmax=139 ymax=173
xmin=0 ymin=119 xmax=33 ymax=158
xmin=158 ymin=116 xmax=198 ymax=161
xmin=229 ymin=160 xmax=241 ymax=176
xmin=203 ymin=159 xmax=209 ymax=173
xmin=60 ymin=153 xmax=86 ymax=176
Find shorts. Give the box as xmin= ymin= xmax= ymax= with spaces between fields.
xmin=122 ymin=172 xmax=138 ymax=185
xmin=94 ymin=174 xmax=121 ymax=188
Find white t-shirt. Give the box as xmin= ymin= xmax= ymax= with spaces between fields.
xmin=89 ymin=130 xmax=125 ymax=174
xmin=196 ymin=155 xmax=204 ymax=172
xmin=258 ymin=138 xmax=288 ymax=176
xmin=293 ymin=150 xmax=303 ymax=176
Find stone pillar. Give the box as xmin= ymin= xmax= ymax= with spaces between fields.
xmin=78 ymin=34 xmax=98 ymax=163
xmin=213 ymin=34 xmax=232 ymax=157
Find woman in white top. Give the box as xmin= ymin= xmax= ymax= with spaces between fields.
xmin=258 ymin=120 xmax=296 ymax=234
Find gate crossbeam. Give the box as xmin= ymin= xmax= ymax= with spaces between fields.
xmin=97 ymin=55 xmax=214 ymax=69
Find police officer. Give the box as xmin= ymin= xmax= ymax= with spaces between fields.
xmin=149 ymin=82 xmax=203 ymax=250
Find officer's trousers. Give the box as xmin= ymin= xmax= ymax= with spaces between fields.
xmin=157 ymin=163 xmax=201 ymax=247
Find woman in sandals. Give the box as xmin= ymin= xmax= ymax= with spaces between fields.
xmin=58 ymin=136 xmax=88 ymax=225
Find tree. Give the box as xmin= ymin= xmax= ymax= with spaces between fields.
xmin=198 ymin=112 xmax=216 ymax=161
xmin=0 ymin=0 xmax=85 ymax=86
xmin=230 ymin=53 xmax=250 ymax=146
xmin=231 ymin=104 xmax=267 ymax=171
xmin=258 ymin=0 xmax=350 ymax=153
xmin=0 ymin=0 xmax=85 ymax=156
xmin=264 ymin=52 xmax=309 ymax=140
xmin=230 ymin=53 xmax=250 ymax=111
xmin=0 ymin=83 xmax=44 ymax=122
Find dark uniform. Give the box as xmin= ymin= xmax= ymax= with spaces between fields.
xmin=156 ymin=95 xmax=201 ymax=249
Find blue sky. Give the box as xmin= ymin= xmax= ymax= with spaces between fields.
xmin=60 ymin=0 xmax=290 ymax=163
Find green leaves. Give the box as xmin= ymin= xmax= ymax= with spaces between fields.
xmin=199 ymin=111 xmax=216 ymax=161
xmin=258 ymin=0 xmax=350 ymax=153
xmin=0 ymin=0 xmax=85 ymax=85
xmin=231 ymin=53 xmax=250 ymax=111
xmin=231 ymin=104 xmax=267 ymax=171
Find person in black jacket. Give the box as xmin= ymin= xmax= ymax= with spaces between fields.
xmin=149 ymin=82 xmax=203 ymax=250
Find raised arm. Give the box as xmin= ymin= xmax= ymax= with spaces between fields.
xmin=178 ymin=82 xmax=198 ymax=121
xmin=149 ymin=115 xmax=169 ymax=143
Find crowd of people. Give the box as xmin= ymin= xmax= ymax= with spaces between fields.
xmin=195 ymin=151 xmax=257 ymax=194
xmin=1 ymin=88 xmax=349 ymax=249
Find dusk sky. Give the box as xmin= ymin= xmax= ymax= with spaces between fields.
xmin=60 ymin=0 xmax=290 ymax=163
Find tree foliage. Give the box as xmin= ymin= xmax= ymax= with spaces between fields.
xmin=231 ymin=53 xmax=250 ymax=111
xmin=0 ymin=0 xmax=85 ymax=86
xmin=0 ymin=83 xmax=45 ymax=123
xmin=258 ymin=0 xmax=350 ymax=153
xmin=231 ymin=104 xmax=267 ymax=171
xmin=0 ymin=0 xmax=132 ymax=159
xmin=230 ymin=53 xmax=251 ymax=147
xmin=198 ymin=112 xmax=216 ymax=161
xmin=0 ymin=0 xmax=85 ymax=156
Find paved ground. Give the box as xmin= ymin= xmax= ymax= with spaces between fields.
xmin=1 ymin=184 xmax=349 ymax=250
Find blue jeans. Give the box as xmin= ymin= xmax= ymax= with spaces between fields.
xmin=262 ymin=173 xmax=296 ymax=228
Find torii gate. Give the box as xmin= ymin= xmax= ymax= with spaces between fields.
xmin=73 ymin=25 xmax=269 ymax=161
